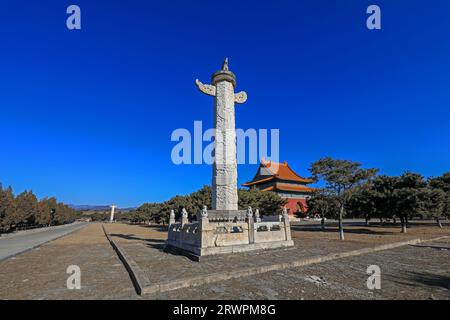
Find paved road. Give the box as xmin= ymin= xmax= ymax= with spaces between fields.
xmin=0 ymin=222 xmax=88 ymax=261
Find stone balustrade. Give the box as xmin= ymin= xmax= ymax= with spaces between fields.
xmin=166 ymin=206 xmax=293 ymax=259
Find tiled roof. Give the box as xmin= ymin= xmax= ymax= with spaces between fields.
xmin=261 ymin=183 xmax=315 ymax=193
xmin=242 ymin=176 xmax=276 ymax=186
xmin=242 ymin=160 xmax=313 ymax=186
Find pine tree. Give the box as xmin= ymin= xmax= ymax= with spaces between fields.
xmin=14 ymin=190 xmax=38 ymax=228
xmin=392 ymin=172 xmax=427 ymax=233
xmin=309 ymin=157 xmax=378 ymax=240
xmin=36 ymin=198 xmax=52 ymax=226
xmin=0 ymin=186 xmax=16 ymax=232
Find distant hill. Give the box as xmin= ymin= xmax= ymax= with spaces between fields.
xmin=69 ymin=205 xmax=136 ymax=212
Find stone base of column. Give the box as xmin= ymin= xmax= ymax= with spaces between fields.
xmin=164 ymin=240 xmax=294 ymax=262
xmin=206 ymin=210 xmax=247 ymax=222
xmin=165 ymin=211 xmax=294 ymax=262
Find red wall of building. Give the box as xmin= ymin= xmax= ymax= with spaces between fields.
xmin=284 ymin=198 xmax=308 ymax=216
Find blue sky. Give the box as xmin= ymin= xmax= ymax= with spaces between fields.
xmin=1 ymin=0 xmax=449 ymax=207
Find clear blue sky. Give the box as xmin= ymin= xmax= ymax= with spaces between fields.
xmin=1 ymin=1 xmax=449 ymax=207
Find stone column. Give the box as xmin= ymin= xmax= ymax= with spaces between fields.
xmin=110 ymin=205 xmax=117 ymax=223
xmin=195 ymin=58 xmax=247 ymax=211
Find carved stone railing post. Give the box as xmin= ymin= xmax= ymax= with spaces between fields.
xmin=199 ymin=205 xmax=210 ymax=249
xmin=247 ymin=206 xmax=255 ymax=244
xmin=282 ymin=208 xmax=292 ymax=241
xmin=169 ymin=209 xmax=175 ymax=225
xmin=254 ymin=209 xmax=261 ymax=222
xmin=181 ymin=208 xmax=189 ymax=226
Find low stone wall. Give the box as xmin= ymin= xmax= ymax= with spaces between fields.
xmin=205 ymin=221 xmax=249 ymax=247
xmin=168 ymin=222 xmax=200 ymax=246
xmin=254 ymin=221 xmax=287 ymax=243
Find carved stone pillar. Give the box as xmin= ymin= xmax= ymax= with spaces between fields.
xmin=195 ymin=58 xmax=247 ymax=211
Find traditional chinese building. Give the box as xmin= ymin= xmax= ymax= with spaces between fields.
xmin=242 ymin=160 xmax=315 ymax=216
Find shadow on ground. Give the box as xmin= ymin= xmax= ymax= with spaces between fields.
xmin=290 ymin=225 xmax=395 ymax=235
xmin=132 ymin=224 xmax=169 ymax=232
xmin=391 ymin=271 xmax=450 ymax=291
xmin=110 ymin=233 xmax=167 ymax=251
xmin=410 ymin=244 xmax=450 ymax=251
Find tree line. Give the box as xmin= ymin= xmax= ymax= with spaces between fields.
xmin=123 ymin=185 xmax=287 ymax=225
xmin=124 ymin=157 xmax=449 ymax=235
xmin=306 ymin=157 xmax=450 ymax=239
xmin=4 ymin=157 xmax=446 ymax=239
xmin=0 ymin=185 xmax=78 ymax=233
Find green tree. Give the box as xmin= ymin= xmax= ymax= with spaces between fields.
xmin=189 ymin=185 xmax=212 ymax=212
xmin=131 ymin=202 xmax=168 ymax=224
xmin=421 ymin=187 xmax=446 ymax=228
xmin=238 ymin=188 xmax=287 ymax=215
xmin=370 ymin=175 xmax=399 ymax=224
xmin=346 ymin=183 xmax=376 ymax=225
xmin=392 ymin=172 xmax=427 ymax=233
xmin=429 ymin=172 xmax=450 ymax=220
xmin=309 ymin=157 xmax=378 ymax=240
xmin=306 ymin=190 xmax=339 ymax=230
xmin=429 ymin=172 xmax=450 ymax=193
xmin=132 ymin=184 xmax=287 ymax=225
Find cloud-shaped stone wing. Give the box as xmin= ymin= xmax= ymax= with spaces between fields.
xmin=234 ymin=91 xmax=247 ymax=104
xmin=195 ymin=79 xmax=216 ymax=97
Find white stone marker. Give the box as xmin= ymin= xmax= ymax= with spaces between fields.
xmin=195 ymin=58 xmax=247 ymax=210
xmin=110 ymin=204 xmax=117 ymax=223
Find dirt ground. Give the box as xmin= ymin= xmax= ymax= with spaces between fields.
xmin=103 ymin=220 xmax=449 ymax=300
xmin=0 ymin=220 xmax=448 ymax=300
xmin=291 ymin=220 xmax=450 ymax=244
xmin=0 ymin=223 xmax=136 ymax=300
xmin=152 ymin=237 xmax=450 ymax=300
xmin=106 ymin=219 xmax=450 ymax=245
